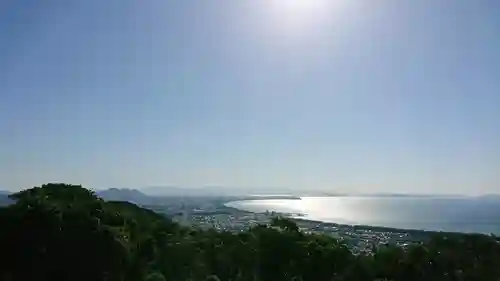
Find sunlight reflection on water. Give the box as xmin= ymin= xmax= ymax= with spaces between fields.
xmin=226 ymin=196 xmax=500 ymax=234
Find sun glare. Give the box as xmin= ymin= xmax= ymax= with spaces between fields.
xmin=241 ymin=0 xmax=350 ymax=52
xmin=267 ymin=0 xmax=332 ymax=31
xmin=276 ymin=0 xmax=328 ymax=15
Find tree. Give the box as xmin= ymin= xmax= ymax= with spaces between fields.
xmin=2 ymin=183 xmax=500 ymax=281
xmin=271 ymin=216 xmax=299 ymax=232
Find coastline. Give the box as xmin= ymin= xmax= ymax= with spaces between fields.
xmin=222 ymin=200 xmax=491 ymax=238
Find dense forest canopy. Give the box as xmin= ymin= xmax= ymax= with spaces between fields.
xmin=1 ymin=183 xmax=499 ymax=281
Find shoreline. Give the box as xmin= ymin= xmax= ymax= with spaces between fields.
xmin=222 ymin=201 xmax=491 ymax=238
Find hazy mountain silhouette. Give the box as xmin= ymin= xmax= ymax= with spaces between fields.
xmin=140 ymin=186 xmax=328 ymax=197
xmin=96 ymin=188 xmax=152 ymax=204
xmin=0 ymin=191 xmax=13 ymax=206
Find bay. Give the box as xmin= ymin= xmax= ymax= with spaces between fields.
xmin=226 ymin=196 xmax=500 ymax=234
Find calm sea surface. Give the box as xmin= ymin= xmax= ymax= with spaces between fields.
xmin=226 ymin=197 xmax=500 ymax=234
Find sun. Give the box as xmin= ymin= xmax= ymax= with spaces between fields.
xmin=243 ymin=0 xmax=346 ymax=49
xmin=267 ymin=0 xmax=331 ymax=31
xmin=276 ymin=0 xmax=328 ymax=15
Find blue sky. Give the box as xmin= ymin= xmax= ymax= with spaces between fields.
xmin=1 ymin=0 xmax=499 ymax=194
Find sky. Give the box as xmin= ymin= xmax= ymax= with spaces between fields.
xmin=0 ymin=0 xmax=499 ymax=194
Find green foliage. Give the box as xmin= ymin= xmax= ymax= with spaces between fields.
xmin=271 ymin=216 xmax=300 ymax=232
xmin=1 ymin=183 xmax=500 ymax=281
xmin=144 ymin=271 xmax=167 ymax=281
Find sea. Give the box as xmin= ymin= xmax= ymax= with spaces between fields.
xmin=226 ymin=196 xmax=500 ymax=235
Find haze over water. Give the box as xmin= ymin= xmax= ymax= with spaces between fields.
xmin=227 ymin=197 xmax=500 ymax=235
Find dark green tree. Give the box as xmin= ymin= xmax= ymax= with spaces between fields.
xmin=2 ymin=183 xmax=500 ymax=281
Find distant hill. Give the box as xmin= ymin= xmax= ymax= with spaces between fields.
xmin=96 ymin=188 xmax=153 ymax=204
xmin=98 ymin=187 xmax=490 ymax=199
xmin=0 ymin=191 xmax=13 ymax=206
xmin=476 ymin=194 xmax=500 ymax=202
xmin=141 ymin=186 xmax=198 ymax=197
xmin=140 ymin=186 xmax=320 ymax=197
xmin=478 ymin=194 xmax=500 ymax=198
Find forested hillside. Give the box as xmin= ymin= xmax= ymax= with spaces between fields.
xmin=1 ymin=183 xmax=499 ymax=281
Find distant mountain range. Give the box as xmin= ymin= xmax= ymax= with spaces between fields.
xmin=136 ymin=186 xmax=496 ymax=198
xmin=96 ymin=188 xmax=152 ymax=204
xmin=139 ymin=186 xmax=336 ymax=197
xmin=1 ymin=187 xmax=499 ymax=207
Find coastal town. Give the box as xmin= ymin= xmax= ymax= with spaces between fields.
xmin=181 ymin=211 xmax=423 ymax=254
xmin=144 ymin=197 xmax=429 ymax=254
xmin=0 ymin=187 xmax=487 ymax=254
